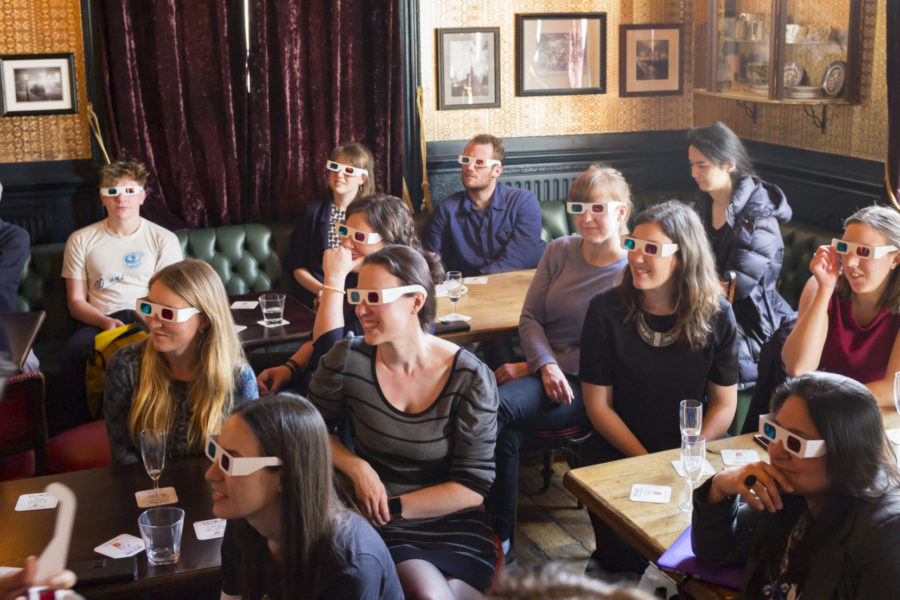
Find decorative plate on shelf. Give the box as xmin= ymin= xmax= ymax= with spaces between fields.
xmin=785 ymin=86 xmax=821 ymax=99
xmin=783 ymin=62 xmax=804 ymax=87
xmin=821 ymin=61 xmax=846 ymax=97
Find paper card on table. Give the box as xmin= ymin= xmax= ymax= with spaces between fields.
xmin=629 ymin=484 xmax=671 ymax=503
xmin=95 ymin=534 xmax=145 ymax=559
xmin=256 ymin=319 xmax=289 ymax=328
xmin=438 ymin=313 xmax=471 ymax=323
xmin=135 ymin=487 xmax=178 ymax=508
xmin=233 ymin=324 xmax=247 ymax=334
xmin=0 ymin=567 xmax=20 ymax=577
xmin=671 ymin=459 xmax=716 ymax=477
xmin=886 ymin=428 xmax=900 ymax=445
xmin=15 ymin=493 xmax=58 ymax=512
xmin=434 ymin=283 xmax=468 ymax=297
xmin=194 ymin=518 xmax=227 ymax=540
xmin=463 ymin=277 xmax=487 ymax=285
xmin=720 ymin=449 xmax=760 ymax=466
xmin=231 ymin=300 xmax=258 ymax=309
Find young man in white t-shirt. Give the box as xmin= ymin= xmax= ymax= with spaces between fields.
xmin=58 ymin=159 xmax=182 ymax=422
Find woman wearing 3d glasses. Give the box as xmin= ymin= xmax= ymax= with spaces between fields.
xmin=579 ymin=200 xmax=738 ymax=573
xmin=285 ymin=142 xmax=374 ymax=305
xmin=104 ymin=259 xmax=258 ymax=465
xmin=783 ymin=206 xmax=900 ymax=406
xmin=308 ymin=245 xmax=499 ymax=598
xmin=207 ymin=394 xmax=403 ymax=600
xmin=692 ymin=371 xmax=900 ymax=598
xmin=257 ymin=194 xmax=423 ymax=395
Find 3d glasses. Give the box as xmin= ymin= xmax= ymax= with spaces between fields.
xmin=99 ymin=185 xmax=144 ymax=197
xmin=326 ymin=161 xmax=368 ymax=178
xmin=831 ymin=238 xmax=898 ymax=259
xmin=566 ymin=202 xmax=622 ymax=215
xmin=205 ymin=435 xmax=283 ymax=476
xmin=136 ymin=299 xmax=201 ymax=323
xmin=457 ymin=155 xmax=501 ymax=168
xmin=347 ymin=285 xmax=427 ymax=305
xmin=335 ymin=223 xmax=382 ymax=244
xmin=758 ymin=414 xmax=826 ymax=458
xmin=622 ymin=236 xmax=679 ymax=257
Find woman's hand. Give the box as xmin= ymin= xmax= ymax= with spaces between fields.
xmin=493 ymin=361 xmax=531 ymax=385
xmin=541 ymin=363 xmax=574 ymax=405
xmin=707 ymin=463 xmax=794 ymax=512
xmin=256 ymin=365 xmax=292 ymax=395
xmin=809 ymin=244 xmax=840 ymax=293
xmin=349 ymin=460 xmax=391 ymax=526
xmin=322 ymin=246 xmax=358 ymax=282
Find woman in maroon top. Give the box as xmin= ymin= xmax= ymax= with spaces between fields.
xmin=783 ymin=206 xmax=900 ymax=405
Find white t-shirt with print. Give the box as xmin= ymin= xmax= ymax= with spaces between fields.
xmin=61 ymin=218 xmax=183 ymax=316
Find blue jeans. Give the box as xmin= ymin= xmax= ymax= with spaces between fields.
xmin=487 ymin=373 xmax=588 ymax=541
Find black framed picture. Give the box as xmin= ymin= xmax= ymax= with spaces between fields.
xmin=619 ymin=24 xmax=683 ymax=97
xmin=436 ymin=27 xmax=500 ymax=110
xmin=515 ymin=13 xmax=606 ymax=96
xmin=0 ymin=53 xmax=78 ymax=117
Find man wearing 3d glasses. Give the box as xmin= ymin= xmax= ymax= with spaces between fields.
xmin=422 ymin=133 xmax=545 ymax=276
xmin=59 ymin=159 xmax=182 ymax=420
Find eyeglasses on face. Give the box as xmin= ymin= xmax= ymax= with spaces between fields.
xmin=136 ymin=299 xmax=201 ymax=323
xmin=831 ymin=238 xmax=899 ymax=260
xmin=346 ymin=284 xmax=427 ymax=305
xmin=205 ymin=435 xmax=283 ymax=476
xmin=457 ymin=155 xmax=501 ymax=168
xmin=335 ymin=223 xmax=382 ymax=245
xmin=326 ymin=161 xmax=368 ymax=178
xmin=758 ymin=414 xmax=826 ymax=458
xmin=622 ymin=236 xmax=679 ymax=257
xmin=566 ymin=202 xmax=622 ymax=215
xmin=99 ymin=185 xmax=144 ymax=197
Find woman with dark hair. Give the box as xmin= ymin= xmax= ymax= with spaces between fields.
xmin=783 ymin=205 xmax=900 ymax=406
xmin=692 ymin=371 xmax=900 ymax=598
xmin=258 ymin=194 xmax=420 ymax=394
xmin=309 ymin=245 xmax=499 ymax=599
xmin=687 ymin=121 xmax=794 ymax=390
xmin=579 ymin=200 xmax=738 ymax=572
xmin=286 ymin=142 xmax=375 ymax=305
xmin=207 ymin=394 xmax=402 ymax=599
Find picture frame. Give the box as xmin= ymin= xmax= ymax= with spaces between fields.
xmin=436 ymin=27 xmax=500 ymax=110
xmin=515 ymin=13 xmax=606 ymax=97
xmin=619 ymin=24 xmax=683 ymax=97
xmin=0 ymin=53 xmax=78 ymax=117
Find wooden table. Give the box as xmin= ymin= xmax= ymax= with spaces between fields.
xmin=563 ymin=408 xmax=900 ymax=599
xmin=0 ymin=311 xmax=45 ymax=372
xmin=435 ymin=269 xmax=535 ymax=345
xmin=230 ymin=290 xmax=315 ymax=350
xmin=0 ymin=456 xmax=219 ymax=599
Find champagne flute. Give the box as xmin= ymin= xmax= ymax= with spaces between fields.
xmin=679 ymin=435 xmax=706 ymax=512
xmin=894 ymin=372 xmax=900 ymax=417
xmin=140 ymin=429 xmax=167 ymax=505
xmin=447 ymin=271 xmax=463 ymax=319
xmin=680 ymin=399 xmax=702 ymax=441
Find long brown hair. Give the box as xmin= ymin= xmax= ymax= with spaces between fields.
xmin=345 ymin=194 xmax=421 ymax=249
xmin=330 ymin=142 xmax=375 ymax=199
xmin=835 ymin=205 xmax=900 ymax=313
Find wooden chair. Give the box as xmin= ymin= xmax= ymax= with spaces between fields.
xmin=523 ymin=424 xmax=594 ymax=507
xmin=0 ymin=371 xmax=48 ymax=480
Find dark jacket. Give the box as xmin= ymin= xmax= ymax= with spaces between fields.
xmin=691 ymin=478 xmax=900 ymax=599
xmin=697 ymin=176 xmax=795 ymax=388
xmin=285 ymin=194 xmax=333 ymax=305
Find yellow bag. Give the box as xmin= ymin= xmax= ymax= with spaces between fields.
xmin=85 ymin=322 xmax=147 ymax=418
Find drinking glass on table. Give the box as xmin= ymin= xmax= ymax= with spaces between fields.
xmin=447 ymin=271 xmax=463 ymax=318
xmin=679 ymin=435 xmax=706 ymax=512
xmin=894 ymin=372 xmax=900 ymax=417
xmin=680 ymin=399 xmax=702 ymax=441
xmin=140 ymin=428 xmax=166 ymax=505
xmin=259 ymin=292 xmax=286 ymax=326
xmin=138 ymin=506 xmax=185 ymax=565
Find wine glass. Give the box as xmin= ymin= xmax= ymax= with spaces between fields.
xmin=447 ymin=271 xmax=463 ymax=320
xmin=893 ymin=372 xmax=900 ymax=417
xmin=679 ymin=435 xmax=706 ymax=512
xmin=680 ymin=399 xmax=702 ymax=441
xmin=140 ymin=429 xmax=167 ymax=505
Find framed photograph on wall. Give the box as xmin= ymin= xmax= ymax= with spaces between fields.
xmin=0 ymin=53 xmax=77 ymax=116
xmin=619 ymin=24 xmax=683 ymax=97
xmin=436 ymin=28 xmax=500 ymax=110
xmin=515 ymin=13 xmax=606 ymax=96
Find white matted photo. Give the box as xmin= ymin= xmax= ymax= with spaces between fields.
xmin=0 ymin=53 xmax=77 ymax=116
xmin=436 ymin=28 xmax=500 ymax=110
xmin=619 ymin=24 xmax=683 ymax=97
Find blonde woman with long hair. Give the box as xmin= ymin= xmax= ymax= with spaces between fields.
xmin=104 ymin=259 xmax=258 ymax=465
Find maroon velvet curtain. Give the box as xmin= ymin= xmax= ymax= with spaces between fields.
xmin=246 ymin=0 xmax=403 ymax=221
xmin=886 ymin=0 xmax=900 ymax=207
xmin=95 ymin=0 xmax=248 ymax=229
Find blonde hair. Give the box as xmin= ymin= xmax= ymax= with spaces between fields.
xmin=127 ymin=259 xmax=246 ymax=450
xmin=567 ymin=164 xmax=633 ymax=236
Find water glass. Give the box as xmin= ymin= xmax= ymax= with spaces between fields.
xmin=138 ymin=507 xmax=185 ymax=566
xmin=680 ymin=399 xmax=703 ymax=440
xmin=259 ymin=292 xmax=286 ymax=325
xmin=679 ymin=435 xmax=706 ymax=512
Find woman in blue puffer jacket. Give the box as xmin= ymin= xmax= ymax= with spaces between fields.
xmin=688 ymin=121 xmax=795 ymax=389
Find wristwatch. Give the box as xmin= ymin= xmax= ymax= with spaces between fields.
xmin=388 ymin=496 xmax=403 ymax=521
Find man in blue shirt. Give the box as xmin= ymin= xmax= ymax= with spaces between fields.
xmin=422 ymin=134 xmax=546 ymax=276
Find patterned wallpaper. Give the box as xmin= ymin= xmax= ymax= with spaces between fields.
xmin=419 ymin=0 xmax=694 ymax=142
xmin=0 ymin=0 xmax=91 ymax=163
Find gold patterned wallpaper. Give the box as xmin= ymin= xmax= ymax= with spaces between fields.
xmin=0 ymin=0 xmax=91 ymax=163
xmin=419 ymin=0 xmax=694 ymax=141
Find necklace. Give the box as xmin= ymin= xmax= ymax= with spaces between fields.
xmin=636 ymin=312 xmax=677 ymax=348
